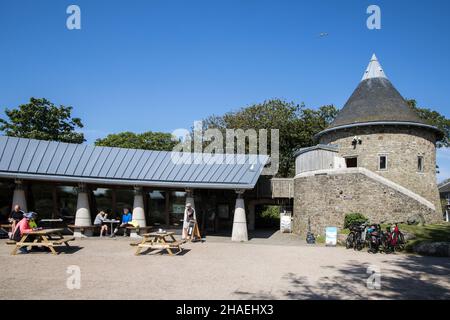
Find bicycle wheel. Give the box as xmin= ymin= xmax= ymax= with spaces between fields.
xmin=368 ymin=238 xmax=378 ymax=254
xmin=355 ymin=233 xmax=363 ymax=251
xmin=396 ymin=232 xmax=406 ymax=251
xmin=346 ymin=232 xmax=355 ymax=249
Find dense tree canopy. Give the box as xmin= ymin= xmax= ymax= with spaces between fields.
xmin=204 ymin=99 xmax=338 ymax=177
xmin=95 ymin=131 xmax=177 ymax=151
xmin=0 ymin=97 xmax=85 ymax=143
xmin=406 ymin=99 xmax=450 ymax=147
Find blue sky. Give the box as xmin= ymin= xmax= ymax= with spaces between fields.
xmin=0 ymin=0 xmax=449 ymax=181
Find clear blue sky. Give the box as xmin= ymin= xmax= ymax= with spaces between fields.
xmin=0 ymin=0 xmax=449 ymax=181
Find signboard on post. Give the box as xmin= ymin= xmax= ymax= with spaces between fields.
xmin=325 ymin=227 xmax=338 ymax=246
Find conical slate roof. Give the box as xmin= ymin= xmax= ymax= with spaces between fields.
xmin=316 ymin=54 xmax=441 ymax=138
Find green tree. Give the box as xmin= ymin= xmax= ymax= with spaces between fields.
xmin=406 ymin=99 xmax=450 ymax=147
xmin=0 ymin=97 xmax=84 ymax=143
xmin=204 ymin=99 xmax=338 ymax=177
xmin=95 ymin=131 xmax=177 ymax=151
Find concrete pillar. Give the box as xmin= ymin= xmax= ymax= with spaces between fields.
xmin=74 ymin=184 xmax=92 ymax=237
xmin=231 ymin=190 xmax=248 ymax=242
xmin=248 ymin=201 xmax=255 ymax=231
xmin=12 ymin=180 xmax=27 ymax=212
xmin=132 ymin=187 xmax=146 ymax=236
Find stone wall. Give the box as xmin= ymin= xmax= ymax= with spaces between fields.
xmin=319 ymin=126 xmax=442 ymax=213
xmin=292 ymin=170 xmax=440 ymax=236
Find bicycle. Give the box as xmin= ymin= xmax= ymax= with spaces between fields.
xmin=382 ymin=223 xmax=405 ymax=253
xmin=346 ymin=223 xmax=367 ymax=250
xmin=367 ymin=224 xmax=382 ymax=253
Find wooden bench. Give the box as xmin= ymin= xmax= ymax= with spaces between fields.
xmin=0 ymin=224 xmax=12 ymax=232
xmin=125 ymin=226 xmax=153 ymax=238
xmin=68 ymin=225 xmax=100 ymax=237
xmin=134 ymin=232 xmax=183 ymax=256
xmin=11 ymin=229 xmax=75 ymax=255
xmin=51 ymin=237 xmax=75 ymax=245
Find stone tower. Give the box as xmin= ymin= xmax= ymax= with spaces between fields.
xmin=293 ymin=54 xmax=443 ymax=235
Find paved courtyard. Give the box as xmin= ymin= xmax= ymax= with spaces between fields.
xmin=1 ymin=232 xmax=449 ymax=300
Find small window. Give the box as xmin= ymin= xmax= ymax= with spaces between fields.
xmin=345 ymin=157 xmax=358 ymax=168
xmin=417 ymin=156 xmax=424 ymax=172
xmin=379 ymin=155 xmax=387 ymax=171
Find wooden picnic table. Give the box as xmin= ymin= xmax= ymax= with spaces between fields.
xmin=134 ymin=231 xmax=182 ymax=256
xmin=11 ymin=228 xmax=75 ymax=255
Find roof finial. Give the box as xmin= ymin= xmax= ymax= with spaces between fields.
xmin=362 ymin=53 xmax=387 ymax=81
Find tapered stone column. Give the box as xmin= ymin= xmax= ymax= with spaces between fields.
xmin=74 ymin=183 xmax=92 ymax=237
xmin=231 ymin=190 xmax=248 ymax=242
xmin=132 ymin=187 xmax=146 ymax=238
xmin=12 ymin=180 xmax=27 ymax=212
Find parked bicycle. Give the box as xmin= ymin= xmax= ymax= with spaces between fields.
xmin=382 ymin=223 xmax=406 ymax=253
xmin=345 ymin=223 xmax=367 ymax=251
xmin=367 ymin=223 xmax=382 ymax=253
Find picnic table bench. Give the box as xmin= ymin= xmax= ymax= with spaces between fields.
xmin=134 ymin=231 xmax=182 ymax=256
xmin=11 ymin=228 xmax=75 ymax=255
xmin=68 ymin=224 xmax=100 ymax=237
xmin=1 ymin=223 xmax=12 ymax=232
xmin=125 ymin=225 xmax=153 ymax=237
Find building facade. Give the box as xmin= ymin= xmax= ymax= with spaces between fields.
xmin=0 ymin=54 xmax=445 ymax=239
xmin=293 ymin=54 xmax=443 ymax=235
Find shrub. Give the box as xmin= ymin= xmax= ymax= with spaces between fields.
xmin=344 ymin=213 xmax=368 ymax=228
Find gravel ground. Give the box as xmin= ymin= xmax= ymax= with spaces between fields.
xmin=1 ymin=233 xmax=449 ymax=300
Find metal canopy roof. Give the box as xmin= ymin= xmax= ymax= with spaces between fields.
xmin=293 ymin=144 xmax=338 ymax=157
xmin=0 ymin=136 xmax=268 ymax=190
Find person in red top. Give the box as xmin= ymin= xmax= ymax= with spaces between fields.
xmin=13 ymin=212 xmax=36 ymax=254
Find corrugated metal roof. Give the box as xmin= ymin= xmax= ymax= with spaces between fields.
xmin=439 ymin=180 xmax=450 ymax=194
xmin=0 ymin=136 xmax=268 ymax=189
xmin=293 ymin=144 xmax=339 ymax=157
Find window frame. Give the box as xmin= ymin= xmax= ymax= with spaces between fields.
xmin=378 ymin=154 xmax=388 ymax=171
xmin=417 ymin=155 xmax=424 ymax=173
xmin=345 ymin=156 xmax=358 ymax=168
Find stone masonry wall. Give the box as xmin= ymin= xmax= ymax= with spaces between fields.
xmin=293 ymin=171 xmax=440 ymax=236
xmin=319 ymin=126 xmax=442 ymax=214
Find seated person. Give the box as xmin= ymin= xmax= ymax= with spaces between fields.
xmin=93 ymin=211 xmax=108 ymax=237
xmin=8 ymin=205 xmax=25 ymax=239
xmin=28 ymin=212 xmax=38 ymax=229
xmin=12 ymin=212 xmax=36 ymax=253
xmin=113 ymin=208 xmax=132 ymax=236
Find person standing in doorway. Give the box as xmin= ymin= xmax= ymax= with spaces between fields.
xmin=182 ymin=203 xmax=196 ymax=240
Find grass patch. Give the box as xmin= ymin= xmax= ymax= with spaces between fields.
xmin=315 ymin=235 xmax=325 ymax=244
xmin=396 ymin=223 xmax=450 ymax=252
